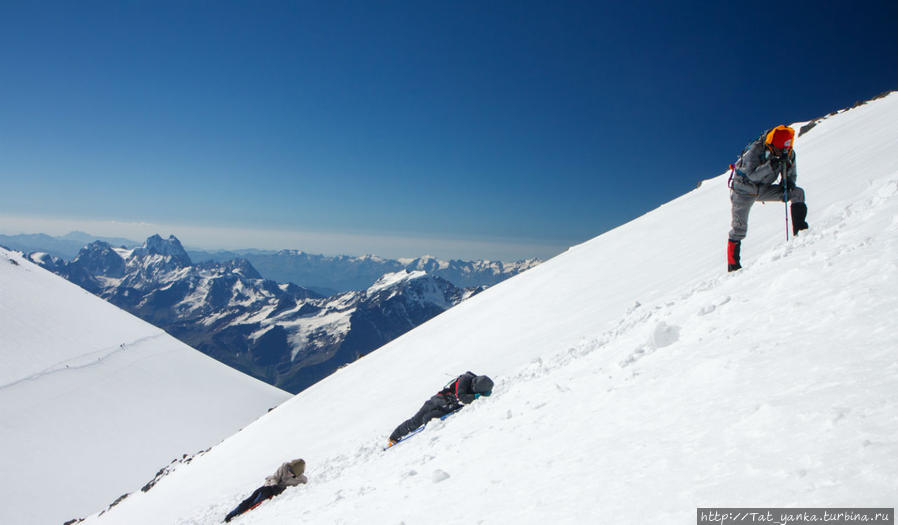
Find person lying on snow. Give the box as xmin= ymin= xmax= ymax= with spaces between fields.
xmin=387 ymin=371 xmax=494 ymax=447
xmin=224 ymin=458 xmax=307 ymax=522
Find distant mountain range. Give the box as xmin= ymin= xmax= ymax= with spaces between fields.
xmin=189 ymin=250 xmax=540 ymax=295
xmin=29 ymin=234 xmax=520 ymax=393
xmin=1 ymin=231 xmax=540 ymax=294
xmin=0 ymin=231 xmax=139 ymax=260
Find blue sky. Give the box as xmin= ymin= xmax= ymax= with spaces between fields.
xmin=1 ymin=1 xmax=895 ymax=260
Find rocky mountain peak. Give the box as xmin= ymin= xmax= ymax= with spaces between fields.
xmin=222 ymin=258 xmax=263 ymax=280
xmin=72 ymin=241 xmax=126 ymax=278
xmin=135 ymin=234 xmax=192 ymax=267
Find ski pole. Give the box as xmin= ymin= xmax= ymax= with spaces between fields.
xmin=782 ymin=162 xmax=790 ymax=242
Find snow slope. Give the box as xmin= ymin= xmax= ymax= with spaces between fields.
xmin=0 ymin=250 xmax=290 ymax=525
xmin=84 ymin=92 xmax=898 ymax=524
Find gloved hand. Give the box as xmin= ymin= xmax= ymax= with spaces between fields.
xmin=769 ymin=157 xmax=784 ymax=174
xmin=784 ymin=177 xmax=795 ymax=191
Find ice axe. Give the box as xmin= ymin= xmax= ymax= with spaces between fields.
xmin=781 ymin=160 xmax=790 ymax=242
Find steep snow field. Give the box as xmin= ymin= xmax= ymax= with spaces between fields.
xmin=0 ymin=251 xmax=290 ymax=525
xmin=87 ymin=93 xmax=898 ymax=524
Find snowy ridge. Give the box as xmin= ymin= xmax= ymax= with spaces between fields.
xmin=0 ymin=333 xmax=163 ymax=391
xmin=366 ymin=269 xmax=427 ymax=295
xmin=1 ymin=249 xmax=160 ymax=385
xmin=84 ymin=92 xmax=898 ymax=524
xmin=0 ymin=249 xmax=290 ymax=525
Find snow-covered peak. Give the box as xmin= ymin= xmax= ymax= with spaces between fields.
xmin=112 ymin=246 xmax=135 ymax=258
xmin=357 ymin=253 xmax=387 ymax=263
xmin=198 ymin=257 xmax=263 ymax=280
xmin=366 ymin=269 xmax=427 ymax=295
xmin=27 ymin=251 xmax=53 ymax=265
xmin=400 ymin=255 xmax=447 ymax=272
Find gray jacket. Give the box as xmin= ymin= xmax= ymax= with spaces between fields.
xmin=731 ymin=137 xmax=797 ymax=194
xmin=264 ymin=459 xmax=308 ymax=488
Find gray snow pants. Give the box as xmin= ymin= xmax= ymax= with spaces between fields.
xmin=729 ymin=184 xmax=805 ymax=241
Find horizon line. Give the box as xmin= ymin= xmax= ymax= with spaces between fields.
xmin=0 ymin=214 xmax=576 ymax=262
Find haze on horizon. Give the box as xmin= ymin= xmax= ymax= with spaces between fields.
xmin=0 ymin=215 xmax=565 ymax=261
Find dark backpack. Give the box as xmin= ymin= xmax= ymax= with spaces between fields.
xmin=728 ymin=131 xmax=768 ymax=188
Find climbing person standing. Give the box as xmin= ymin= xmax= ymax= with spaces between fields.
xmin=727 ymin=125 xmax=809 ymax=271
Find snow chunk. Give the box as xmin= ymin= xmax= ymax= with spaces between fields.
xmin=431 ymin=469 xmax=451 ymax=483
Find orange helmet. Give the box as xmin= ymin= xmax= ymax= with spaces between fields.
xmin=765 ymin=125 xmax=795 ymax=152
